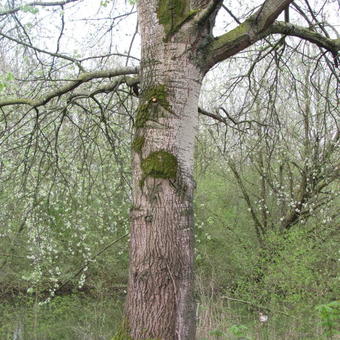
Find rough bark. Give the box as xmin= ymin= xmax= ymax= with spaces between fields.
xmin=126 ymin=1 xmax=210 ymax=339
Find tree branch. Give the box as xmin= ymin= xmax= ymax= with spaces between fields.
xmin=193 ymin=0 xmax=223 ymax=25
xmin=268 ymin=21 xmax=340 ymax=53
xmin=0 ymin=0 xmax=80 ymax=16
xmin=0 ymin=67 xmax=140 ymax=108
xmin=221 ymin=295 xmax=291 ymax=317
xmin=254 ymin=0 xmax=292 ymax=32
xmin=228 ymin=160 xmax=265 ymax=243
xmin=198 ymin=107 xmax=227 ymax=124
xmin=54 ymin=233 xmax=129 ymax=297
xmin=68 ymin=76 xmax=139 ymax=100
xmin=202 ymin=0 xmax=338 ymax=70
xmin=222 ymin=5 xmax=241 ymax=25
xmin=203 ymin=19 xmax=339 ymax=70
xmin=0 ymin=31 xmax=84 ymax=70
xmin=203 ymin=18 xmax=271 ymax=71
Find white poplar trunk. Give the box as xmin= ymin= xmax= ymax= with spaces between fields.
xmin=126 ymin=1 xmax=204 ymax=339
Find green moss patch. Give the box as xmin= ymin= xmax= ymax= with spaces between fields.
xmin=143 ymin=84 xmax=170 ymax=110
xmin=157 ymin=0 xmax=198 ymax=38
xmin=209 ymin=19 xmax=251 ymax=52
xmin=135 ymin=102 xmax=150 ymax=129
xmin=141 ymin=150 xmax=178 ymax=179
xmin=135 ymin=84 xmax=170 ymax=129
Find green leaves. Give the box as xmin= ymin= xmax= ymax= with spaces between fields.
xmin=316 ymin=301 xmax=340 ymax=337
xmin=20 ymin=5 xmax=39 ymax=14
xmin=208 ymin=328 xmax=225 ymax=337
xmin=0 ymin=72 xmax=14 ymax=92
xmin=100 ymin=0 xmax=111 ymax=7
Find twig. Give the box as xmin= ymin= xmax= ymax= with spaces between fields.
xmin=221 ymin=296 xmax=291 ymax=317
xmin=0 ymin=0 xmax=79 ymax=16
xmin=55 ymin=233 xmax=129 ymax=294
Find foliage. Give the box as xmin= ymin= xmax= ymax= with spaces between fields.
xmin=0 ymin=72 xmax=14 ymax=92
xmin=20 ymin=5 xmax=39 ymax=14
xmin=316 ymin=301 xmax=340 ymax=338
xmin=0 ymin=294 xmax=124 ymax=340
xmin=229 ymin=324 xmax=252 ymax=339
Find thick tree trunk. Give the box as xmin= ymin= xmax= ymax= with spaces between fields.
xmin=126 ymin=1 xmax=207 ymax=339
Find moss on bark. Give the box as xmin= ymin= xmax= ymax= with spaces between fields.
xmin=157 ymin=0 xmax=199 ymax=39
xmin=141 ymin=150 xmax=178 ymax=179
xmin=135 ymin=84 xmax=170 ymax=129
xmin=209 ymin=19 xmax=252 ymax=51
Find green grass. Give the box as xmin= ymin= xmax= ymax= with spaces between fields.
xmin=1 ymin=289 xmax=337 ymax=340
xmin=0 ymin=293 xmax=124 ymax=340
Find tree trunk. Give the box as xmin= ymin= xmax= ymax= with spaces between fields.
xmin=126 ymin=1 xmax=210 ymax=339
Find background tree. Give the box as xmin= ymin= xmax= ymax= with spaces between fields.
xmin=195 ymin=43 xmax=339 ymax=323
xmin=203 ymin=46 xmax=338 ymax=244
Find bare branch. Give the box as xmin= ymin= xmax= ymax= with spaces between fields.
xmin=198 ymin=107 xmax=227 ymax=124
xmin=68 ymin=76 xmax=139 ymax=100
xmin=0 ymin=0 xmax=80 ymax=16
xmin=0 ymin=31 xmax=84 ymax=70
xmin=0 ymin=67 xmax=140 ymax=108
xmin=55 ymin=233 xmax=129 ymax=297
xmin=193 ymin=0 xmax=223 ymax=25
xmin=221 ymin=296 xmax=291 ymax=317
xmin=202 ymin=0 xmax=339 ymax=70
xmin=268 ymin=21 xmax=340 ymax=53
xmin=222 ymin=5 xmax=241 ymax=25
xmin=254 ymin=0 xmax=293 ymax=32
xmin=203 ymin=19 xmax=338 ymax=70
xmin=228 ymin=159 xmax=265 ymax=243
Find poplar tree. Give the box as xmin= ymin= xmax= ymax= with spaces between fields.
xmin=0 ymin=1 xmax=338 ymax=339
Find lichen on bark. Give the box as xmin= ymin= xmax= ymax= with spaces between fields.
xmin=141 ymin=150 xmax=178 ymax=179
